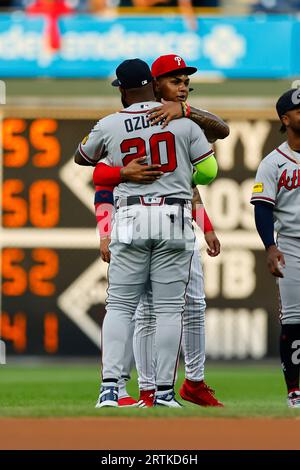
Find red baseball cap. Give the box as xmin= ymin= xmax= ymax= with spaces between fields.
xmin=151 ymin=54 xmax=197 ymax=78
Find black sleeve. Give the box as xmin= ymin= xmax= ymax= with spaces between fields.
xmin=253 ymin=201 xmax=275 ymax=249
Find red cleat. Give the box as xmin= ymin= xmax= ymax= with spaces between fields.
xmin=118 ymin=396 xmax=138 ymax=407
xmin=179 ymin=379 xmax=224 ymax=407
xmin=137 ymin=389 xmax=155 ymax=408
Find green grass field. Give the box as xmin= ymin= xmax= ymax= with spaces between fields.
xmin=4 ymin=79 xmax=292 ymax=98
xmin=1 ymin=363 xmax=299 ymax=419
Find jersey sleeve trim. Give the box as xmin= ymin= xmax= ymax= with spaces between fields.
xmin=192 ymin=149 xmax=214 ymax=165
xmin=276 ymin=147 xmax=297 ymax=164
xmin=119 ymin=110 xmax=149 ymax=114
xmin=79 ymin=143 xmax=98 ymax=165
xmin=250 ymin=196 xmax=275 ymax=205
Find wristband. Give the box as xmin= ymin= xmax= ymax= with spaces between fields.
xmin=203 ymin=209 xmax=213 ymax=233
xmin=93 ymin=163 xmax=122 ymax=186
xmin=181 ymin=102 xmax=190 ymax=118
xmin=192 ymin=206 xmax=214 ymax=233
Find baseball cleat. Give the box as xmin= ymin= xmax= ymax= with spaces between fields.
xmin=287 ymin=390 xmax=300 ymax=408
xmin=137 ymin=389 xmax=155 ymax=408
xmin=118 ymin=396 xmax=138 ymax=407
xmin=154 ymin=389 xmax=182 ymax=408
xmin=179 ymin=379 xmax=224 ymax=407
xmin=95 ymin=385 xmax=118 ymax=408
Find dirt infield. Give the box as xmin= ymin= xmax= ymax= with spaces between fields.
xmin=0 ymin=418 xmax=300 ymax=450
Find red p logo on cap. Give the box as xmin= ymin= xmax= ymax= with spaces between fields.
xmin=151 ymin=54 xmax=197 ymax=78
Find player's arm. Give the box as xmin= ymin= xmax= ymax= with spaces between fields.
xmin=192 ymin=187 xmax=220 ymax=257
xmin=192 ymin=154 xmax=218 ymax=185
xmin=252 ymin=201 xmax=285 ymax=278
xmin=74 ymin=121 xmax=107 ymax=166
xmin=74 ymin=144 xmax=107 ymax=167
xmin=93 ymin=163 xmax=123 ymax=186
xmin=95 ymin=185 xmax=115 ymax=263
xmin=250 ymin=164 xmax=284 ymax=277
xmin=146 ymin=100 xmax=229 ymax=142
xmin=190 ymin=122 xmax=218 ymax=185
xmin=189 ymin=106 xmax=230 ymax=143
xmin=74 ymin=148 xmax=94 ymax=166
xmin=93 ymin=158 xmax=163 ymax=186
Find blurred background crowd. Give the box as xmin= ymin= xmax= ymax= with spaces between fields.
xmin=0 ymin=0 xmax=299 ymax=14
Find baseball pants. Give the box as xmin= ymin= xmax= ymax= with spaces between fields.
xmin=277 ymin=234 xmax=300 ymax=324
xmin=133 ymin=239 xmax=206 ymax=391
xmin=101 ymin=204 xmax=195 ymax=386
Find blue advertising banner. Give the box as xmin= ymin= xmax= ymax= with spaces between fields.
xmin=0 ymin=13 xmax=298 ymax=78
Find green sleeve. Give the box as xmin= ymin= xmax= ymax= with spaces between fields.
xmin=192 ymin=155 xmax=218 ymax=185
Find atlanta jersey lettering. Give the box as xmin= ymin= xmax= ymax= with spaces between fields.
xmin=251 ymin=141 xmax=300 ymax=236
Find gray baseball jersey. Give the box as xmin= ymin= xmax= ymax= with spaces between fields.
xmin=250 ymin=141 xmax=300 ymax=236
xmin=251 ymin=141 xmax=300 ymax=325
xmin=78 ymin=101 xmax=213 ymax=201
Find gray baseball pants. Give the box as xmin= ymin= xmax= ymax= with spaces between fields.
xmin=101 ymin=204 xmax=194 ymax=387
xmin=133 ymin=239 xmax=206 ymax=390
xmin=277 ymin=234 xmax=300 ymax=324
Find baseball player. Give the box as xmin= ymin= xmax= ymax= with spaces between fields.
xmin=93 ymin=55 xmax=225 ymax=407
xmin=94 ymin=159 xmax=163 ymax=407
xmin=94 ymin=54 xmax=224 ymax=406
xmin=251 ymin=88 xmax=300 ymax=408
xmin=75 ymin=58 xmax=218 ymax=407
xmin=147 ymin=54 xmax=230 ymax=143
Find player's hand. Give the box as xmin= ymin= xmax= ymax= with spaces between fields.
xmin=146 ymin=100 xmax=183 ymax=129
xmin=204 ymin=231 xmax=221 ymax=257
xmin=266 ymin=245 xmax=285 ymax=278
xmin=100 ymin=237 xmax=111 ymax=263
xmin=120 ymin=157 xmax=163 ymax=184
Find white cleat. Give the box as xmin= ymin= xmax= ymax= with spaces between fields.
xmin=287 ymin=390 xmax=300 ymax=408
xmin=95 ymin=385 xmax=118 ymax=408
xmin=154 ymin=389 xmax=183 ymax=408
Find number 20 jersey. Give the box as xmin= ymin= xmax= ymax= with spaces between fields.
xmin=78 ymin=101 xmax=213 ymax=200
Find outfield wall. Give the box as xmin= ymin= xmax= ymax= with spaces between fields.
xmin=0 ymin=104 xmax=284 ymax=359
